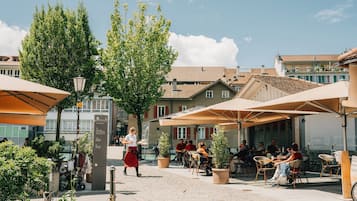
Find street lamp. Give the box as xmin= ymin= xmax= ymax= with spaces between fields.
xmin=73 ymin=76 xmax=86 ymax=169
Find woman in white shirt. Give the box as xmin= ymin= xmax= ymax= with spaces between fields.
xmin=121 ymin=127 xmax=142 ymax=177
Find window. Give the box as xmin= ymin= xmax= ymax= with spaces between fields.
xmin=221 ymin=90 xmax=230 ymax=99
xmin=157 ymin=105 xmax=166 ymax=117
xmin=198 ymin=127 xmax=205 ymax=139
xmin=178 ymin=127 xmax=187 ymax=139
xmin=206 ymin=90 xmax=213 ymax=98
xmin=181 ymin=105 xmax=188 ymax=111
xmin=45 ymin=120 xmax=56 ymax=131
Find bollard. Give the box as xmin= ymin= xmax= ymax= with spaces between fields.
xmin=109 ymin=165 xmax=116 ymax=201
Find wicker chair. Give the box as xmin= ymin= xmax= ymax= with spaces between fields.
xmin=253 ymin=156 xmax=275 ymax=184
xmin=318 ymin=154 xmax=341 ymax=177
xmin=288 ymin=159 xmax=308 ymax=188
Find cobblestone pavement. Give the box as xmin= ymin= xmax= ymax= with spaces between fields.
xmin=31 ymin=146 xmax=348 ymax=201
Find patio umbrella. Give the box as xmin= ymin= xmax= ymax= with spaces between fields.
xmin=250 ymin=80 xmax=356 ymax=198
xmin=0 ymin=74 xmax=70 ymax=126
xmin=166 ymin=97 xmax=317 ymax=146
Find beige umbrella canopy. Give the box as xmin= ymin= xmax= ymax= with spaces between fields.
xmin=0 ymin=74 xmax=70 ymax=126
xmin=163 ymin=97 xmax=317 ymax=145
xmin=169 ymin=97 xmax=317 ymax=126
xmin=250 ymin=81 xmax=357 ymax=150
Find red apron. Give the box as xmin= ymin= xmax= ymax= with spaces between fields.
xmin=124 ymin=146 xmax=139 ymax=167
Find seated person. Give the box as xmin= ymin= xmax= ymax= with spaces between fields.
xmin=234 ymin=140 xmax=250 ymax=162
xmin=269 ymin=143 xmax=303 ymax=184
xmin=175 ymin=139 xmax=186 ymax=163
xmin=255 ymin=142 xmax=266 ymax=156
xmin=185 ymin=140 xmax=196 ymax=151
xmin=197 ymin=142 xmax=212 ymax=175
xmin=267 ymin=139 xmax=280 ymax=157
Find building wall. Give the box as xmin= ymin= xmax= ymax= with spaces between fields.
xmin=303 ymin=113 xmax=356 ymax=151
xmin=143 ymin=82 xmax=236 ymax=148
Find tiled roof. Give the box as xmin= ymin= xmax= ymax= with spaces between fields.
xmin=229 ymin=68 xmax=277 ymax=85
xmin=161 ymin=79 xmax=235 ymax=99
xmin=280 ymin=55 xmax=338 ymax=62
xmin=161 ymin=84 xmax=208 ymax=99
xmin=252 ymin=75 xmax=321 ymax=94
xmin=166 ymin=66 xmax=227 ymax=82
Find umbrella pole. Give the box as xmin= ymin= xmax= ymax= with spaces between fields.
xmin=341 ymin=112 xmax=352 ymax=199
xmin=237 ymin=112 xmax=241 ymax=149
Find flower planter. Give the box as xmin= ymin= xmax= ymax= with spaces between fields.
xmin=212 ymin=168 xmax=229 ymax=184
xmin=157 ymin=157 xmax=170 ymax=168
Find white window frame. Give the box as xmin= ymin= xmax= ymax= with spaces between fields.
xmin=178 ymin=127 xmax=187 ymax=139
xmin=181 ymin=105 xmax=188 ymax=111
xmin=206 ymin=90 xmax=213 ymax=98
xmin=157 ymin=105 xmax=166 ymax=117
xmin=221 ymin=90 xmax=230 ymax=98
xmin=198 ymin=127 xmax=205 ymax=140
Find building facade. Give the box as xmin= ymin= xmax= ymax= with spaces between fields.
xmin=274 ymin=54 xmax=349 ymax=84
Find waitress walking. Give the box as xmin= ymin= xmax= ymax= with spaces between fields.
xmin=121 ymin=127 xmax=142 ymax=177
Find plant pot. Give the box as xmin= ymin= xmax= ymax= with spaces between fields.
xmin=212 ymin=168 xmax=229 ymax=184
xmin=157 ymin=157 xmax=170 ymax=168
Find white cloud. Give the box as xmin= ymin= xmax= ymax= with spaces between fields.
xmin=168 ymin=32 xmax=239 ymax=67
xmin=314 ymin=0 xmax=353 ymax=23
xmin=243 ymin=36 xmax=252 ymax=43
xmin=0 ymin=20 xmax=27 ymax=55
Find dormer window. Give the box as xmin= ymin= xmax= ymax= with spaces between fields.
xmin=206 ymin=90 xmax=213 ymax=98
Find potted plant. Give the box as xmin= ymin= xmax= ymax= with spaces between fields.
xmin=211 ymin=130 xmax=230 ymax=184
xmin=78 ymin=132 xmax=93 ymax=183
xmin=157 ymin=132 xmax=170 ymax=168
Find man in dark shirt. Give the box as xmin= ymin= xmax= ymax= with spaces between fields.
xmin=267 ymin=139 xmax=280 ymax=157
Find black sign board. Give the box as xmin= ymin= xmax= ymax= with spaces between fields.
xmin=92 ymin=115 xmax=108 ymax=190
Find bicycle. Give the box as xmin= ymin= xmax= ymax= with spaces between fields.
xmin=352 ymin=182 xmax=357 ymax=201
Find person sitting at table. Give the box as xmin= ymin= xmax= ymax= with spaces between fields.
xmin=268 ymin=143 xmax=302 ymax=185
xmin=175 ymin=139 xmax=186 ymax=164
xmin=197 ymin=142 xmax=212 ymax=175
xmin=235 ymin=140 xmax=250 ymax=162
xmin=185 ymin=140 xmax=196 ymax=151
xmin=267 ymin=139 xmax=280 ymax=157
xmin=255 ymin=142 xmax=266 ymax=156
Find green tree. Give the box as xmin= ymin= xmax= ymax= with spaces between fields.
xmin=20 ymin=3 xmax=101 ymax=141
xmin=102 ymin=0 xmax=177 ymax=156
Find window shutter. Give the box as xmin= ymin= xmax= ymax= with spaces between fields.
xmin=205 ymin=127 xmax=209 ymax=139
xmin=187 ymin=127 xmax=191 ymax=139
xmin=153 ymin=105 xmax=157 ymax=118
xmin=210 ymin=127 xmax=214 ymax=134
xmin=173 ymin=127 xmax=177 ymax=139
xmin=179 ymin=105 xmax=182 ymax=112
xmin=165 ymin=106 xmax=169 ymax=115
xmin=144 ymin=111 xmax=148 ymax=119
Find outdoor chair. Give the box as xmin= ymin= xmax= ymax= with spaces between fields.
xmin=318 ymin=154 xmax=341 ymax=177
xmin=253 ymin=156 xmax=275 ymax=184
xmin=288 ymin=159 xmax=308 ymax=188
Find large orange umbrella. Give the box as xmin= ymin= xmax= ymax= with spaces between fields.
xmin=162 ymin=97 xmax=317 ymax=145
xmin=0 ymin=74 xmax=70 ymax=126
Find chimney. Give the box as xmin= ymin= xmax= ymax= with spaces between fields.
xmin=172 ymin=78 xmax=177 ymax=91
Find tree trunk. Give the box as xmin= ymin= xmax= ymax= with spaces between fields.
xmin=136 ymin=112 xmax=143 ymax=160
xmin=55 ymin=107 xmax=63 ymax=141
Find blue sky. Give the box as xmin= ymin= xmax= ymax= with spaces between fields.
xmin=0 ymin=0 xmax=357 ymax=69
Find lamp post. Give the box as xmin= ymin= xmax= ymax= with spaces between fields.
xmin=73 ymin=76 xmax=86 ymax=170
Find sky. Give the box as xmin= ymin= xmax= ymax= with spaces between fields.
xmin=0 ymin=0 xmax=357 ymax=70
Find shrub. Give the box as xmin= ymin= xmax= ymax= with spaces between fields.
xmin=158 ymin=132 xmax=170 ymax=158
xmin=211 ymin=131 xmax=230 ymax=169
xmin=0 ymin=141 xmax=52 ymax=200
